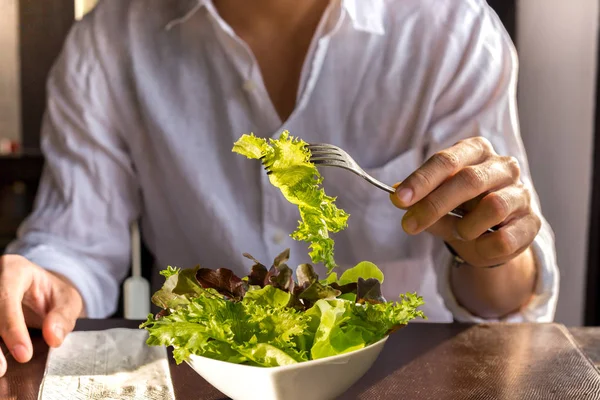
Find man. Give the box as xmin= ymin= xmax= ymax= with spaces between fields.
xmin=0 ymin=0 xmax=558 ymax=377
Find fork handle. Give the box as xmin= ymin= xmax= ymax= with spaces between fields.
xmin=362 ymin=175 xmax=497 ymax=233
xmin=363 ymin=174 xmax=397 ymax=194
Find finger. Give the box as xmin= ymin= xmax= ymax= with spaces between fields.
xmin=455 ymin=184 xmax=531 ymax=241
xmin=424 ymin=214 xmax=460 ymax=242
xmin=42 ymin=283 xmax=82 ymax=348
xmin=428 ymin=213 xmax=541 ymax=268
xmin=0 ymin=260 xmax=32 ymax=363
xmin=402 ymin=158 xmax=520 ymax=234
xmin=0 ymin=349 xmax=6 ymax=377
xmin=474 ymin=213 xmax=541 ymax=262
xmin=390 ymin=182 xmax=405 ymax=209
xmin=394 ymin=137 xmax=495 ymax=207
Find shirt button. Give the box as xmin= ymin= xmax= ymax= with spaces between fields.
xmin=272 ymin=230 xmax=286 ymax=245
xmin=243 ymin=80 xmax=256 ymax=92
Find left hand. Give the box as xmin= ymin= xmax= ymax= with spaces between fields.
xmin=390 ymin=136 xmax=541 ymax=268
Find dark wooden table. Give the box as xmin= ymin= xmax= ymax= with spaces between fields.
xmin=571 ymin=327 xmax=600 ymax=369
xmin=2 ymin=319 xmax=600 ymax=400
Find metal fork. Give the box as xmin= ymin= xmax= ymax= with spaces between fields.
xmin=262 ymin=142 xmax=496 ymax=233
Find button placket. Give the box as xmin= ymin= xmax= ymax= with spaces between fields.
xmin=204 ymin=4 xmax=278 ymax=126
xmin=271 ymin=229 xmax=286 ymax=246
xmin=296 ymin=37 xmax=331 ymax=113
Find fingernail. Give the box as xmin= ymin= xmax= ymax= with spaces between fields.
xmin=12 ymin=344 xmax=29 ymax=362
xmin=53 ymin=324 xmax=65 ymax=342
xmin=403 ymin=213 xmax=418 ymax=233
xmin=396 ymin=188 xmax=413 ymax=205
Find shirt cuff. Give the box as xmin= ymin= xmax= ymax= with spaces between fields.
xmin=438 ymin=218 xmax=559 ymax=323
xmin=4 ymin=241 xmax=119 ymax=318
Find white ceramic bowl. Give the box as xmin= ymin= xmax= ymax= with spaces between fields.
xmin=185 ymin=336 xmax=388 ymax=400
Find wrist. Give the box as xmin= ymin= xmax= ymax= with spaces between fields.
xmin=449 ymin=246 xmax=538 ymax=319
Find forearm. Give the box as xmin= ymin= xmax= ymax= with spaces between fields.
xmin=450 ymin=246 xmax=537 ymax=319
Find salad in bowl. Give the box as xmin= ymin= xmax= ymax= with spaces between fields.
xmin=140 ymin=132 xmax=426 ymax=399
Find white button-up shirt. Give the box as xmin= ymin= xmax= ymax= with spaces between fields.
xmin=6 ymin=0 xmax=559 ymax=322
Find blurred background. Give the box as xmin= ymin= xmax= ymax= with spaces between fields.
xmin=0 ymin=0 xmax=598 ymax=326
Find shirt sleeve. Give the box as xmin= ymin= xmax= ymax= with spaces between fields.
xmin=4 ymin=16 xmax=140 ymax=318
xmin=425 ymin=4 xmax=559 ymax=322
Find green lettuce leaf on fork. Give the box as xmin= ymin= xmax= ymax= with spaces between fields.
xmin=232 ymin=131 xmax=349 ymax=273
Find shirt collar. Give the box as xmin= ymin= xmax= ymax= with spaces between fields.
xmin=165 ymin=0 xmax=385 ymax=35
xmin=342 ymin=0 xmax=385 ymax=35
xmin=164 ymin=0 xmax=208 ymax=31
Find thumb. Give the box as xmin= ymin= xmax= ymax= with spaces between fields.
xmin=42 ymin=284 xmax=83 ymax=348
xmin=389 ymin=182 xmax=406 ymax=209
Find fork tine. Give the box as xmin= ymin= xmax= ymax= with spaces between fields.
xmin=307 ymin=142 xmax=335 ymax=147
xmin=307 ymin=145 xmax=341 ymax=151
xmin=260 ymin=156 xmax=274 ymax=175
xmin=308 ymin=142 xmax=352 ymax=167
xmin=307 ymin=145 xmax=344 ymax=159
xmin=312 ymin=159 xmax=348 ymax=167
xmin=310 ymin=155 xmax=346 ymax=163
xmin=308 ymin=148 xmax=343 ymax=157
xmin=307 ymin=143 xmax=342 ymax=151
xmin=307 ymin=143 xmax=340 ymax=150
xmin=307 ymin=143 xmax=348 ymax=161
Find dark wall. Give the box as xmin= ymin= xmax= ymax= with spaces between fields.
xmin=487 ymin=0 xmax=517 ymax=45
xmin=585 ymin=23 xmax=600 ymax=326
xmin=1 ymin=0 xmax=73 ymax=252
xmin=19 ymin=0 xmax=74 ymax=150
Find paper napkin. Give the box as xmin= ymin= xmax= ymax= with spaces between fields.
xmin=38 ymin=328 xmax=175 ymax=400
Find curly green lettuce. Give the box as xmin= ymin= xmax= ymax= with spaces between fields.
xmin=141 ymin=260 xmax=426 ymax=367
xmin=232 ymin=131 xmax=349 ymax=272
xmin=141 ymin=286 xmax=311 ymax=366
